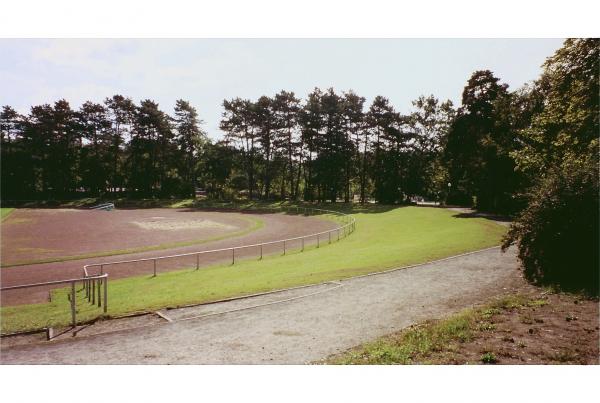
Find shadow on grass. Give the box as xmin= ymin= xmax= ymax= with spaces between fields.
xmin=451 ymin=211 xmax=512 ymax=224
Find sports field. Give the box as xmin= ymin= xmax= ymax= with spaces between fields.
xmin=0 ymin=205 xmax=507 ymax=333
xmin=0 ymin=207 xmax=338 ymax=305
xmin=1 ymin=208 xmax=263 ymax=267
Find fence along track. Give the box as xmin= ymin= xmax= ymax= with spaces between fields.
xmin=83 ymin=206 xmax=356 ymax=278
xmin=1 ymin=206 xmax=355 ymax=334
xmin=0 ymin=274 xmax=108 ymax=333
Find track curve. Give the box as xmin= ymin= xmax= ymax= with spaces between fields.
xmin=1 ymin=210 xmax=341 ymax=305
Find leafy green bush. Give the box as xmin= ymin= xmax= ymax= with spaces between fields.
xmin=502 ymin=157 xmax=599 ymax=294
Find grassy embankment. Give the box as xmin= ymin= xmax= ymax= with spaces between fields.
xmin=0 ymin=205 xmax=507 ymax=333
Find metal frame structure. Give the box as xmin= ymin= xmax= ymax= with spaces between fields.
xmin=0 ymin=274 xmax=108 ymax=328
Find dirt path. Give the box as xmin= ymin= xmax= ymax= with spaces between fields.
xmin=0 ymin=212 xmax=337 ymax=305
xmin=0 ymin=247 xmax=524 ymax=364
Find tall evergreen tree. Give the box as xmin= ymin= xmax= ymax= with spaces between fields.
xmin=366 ymin=96 xmax=400 ymax=203
xmin=78 ymin=101 xmax=111 ymax=195
xmin=221 ymin=98 xmax=258 ymax=199
xmin=342 ymin=91 xmax=365 ymax=203
xmin=273 ymin=91 xmax=301 ymax=199
xmin=444 ymin=70 xmax=517 ymax=211
xmin=254 ymin=96 xmax=276 ymax=199
xmin=1 ymin=106 xmax=28 ymax=198
xmin=129 ymin=100 xmax=173 ymax=195
xmin=408 ymin=95 xmax=455 ymax=200
xmin=174 ymin=99 xmax=207 ymax=196
xmin=298 ymin=88 xmax=324 ymax=201
xmin=105 ymin=95 xmax=135 ymax=194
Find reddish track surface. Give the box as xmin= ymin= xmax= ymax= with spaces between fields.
xmin=1 ymin=208 xmax=254 ymax=266
xmin=0 ymin=209 xmax=337 ymax=306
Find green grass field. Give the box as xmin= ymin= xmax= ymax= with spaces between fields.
xmin=0 ymin=206 xmax=507 ymax=333
xmin=1 ymin=208 xmax=15 ymax=221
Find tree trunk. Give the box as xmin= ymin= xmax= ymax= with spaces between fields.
xmin=360 ymin=131 xmax=368 ymax=204
xmin=295 ymin=158 xmax=302 ymax=200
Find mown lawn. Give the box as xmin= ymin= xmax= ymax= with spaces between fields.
xmin=0 ymin=206 xmax=507 ymax=333
xmin=1 ymin=208 xmax=15 ymax=221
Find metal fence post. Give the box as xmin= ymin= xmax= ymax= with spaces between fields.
xmin=153 ymin=259 xmax=157 ymax=277
xmin=97 ymin=279 xmax=102 ymax=307
xmin=92 ymin=279 xmax=95 ymax=304
xmin=283 ymin=240 xmax=286 ymax=255
xmin=196 ymin=253 xmax=200 ymax=270
xmin=103 ymin=277 xmax=108 ymax=313
xmin=301 ymin=237 xmax=304 ymax=252
xmin=329 ymin=231 xmax=331 ymax=244
xmin=317 ymin=234 xmax=320 ymax=248
xmin=70 ymin=282 xmax=76 ymax=327
xmin=100 ymin=264 xmax=104 ymax=274
xmin=338 ymin=229 xmax=340 ymax=241
xmin=260 ymin=244 xmax=263 ymax=260
xmin=232 ymin=248 xmax=235 ymax=264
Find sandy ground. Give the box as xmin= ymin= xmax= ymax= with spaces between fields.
xmin=0 ymin=247 xmax=524 ymax=364
xmin=0 ymin=211 xmax=338 ymax=305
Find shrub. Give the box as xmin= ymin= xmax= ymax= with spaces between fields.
xmin=481 ymin=352 xmax=498 ymax=364
xmin=502 ymin=158 xmax=599 ymax=294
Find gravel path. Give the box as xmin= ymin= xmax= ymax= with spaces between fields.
xmin=0 ymin=246 xmax=523 ymax=364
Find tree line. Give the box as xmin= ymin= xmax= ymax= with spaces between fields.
xmin=219 ymin=89 xmax=455 ymax=204
xmin=1 ymin=38 xmax=596 ymax=217
xmin=1 ymin=96 xmax=207 ymax=199
xmin=1 ymin=89 xmax=458 ymax=206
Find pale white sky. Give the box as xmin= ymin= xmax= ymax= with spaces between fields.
xmin=1 ymin=39 xmax=564 ymax=139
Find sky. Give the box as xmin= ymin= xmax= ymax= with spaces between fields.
xmin=1 ymin=39 xmax=564 ymax=139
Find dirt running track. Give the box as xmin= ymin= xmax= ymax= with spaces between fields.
xmin=0 ymin=211 xmax=337 ymax=305
xmin=0 ymin=247 xmax=524 ymax=364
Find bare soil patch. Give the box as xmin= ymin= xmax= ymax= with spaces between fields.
xmin=131 ymin=218 xmax=236 ymax=231
xmin=448 ymin=290 xmax=599 ymax=365
xmin=327 ymin=283 xmax=599 ymax=365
